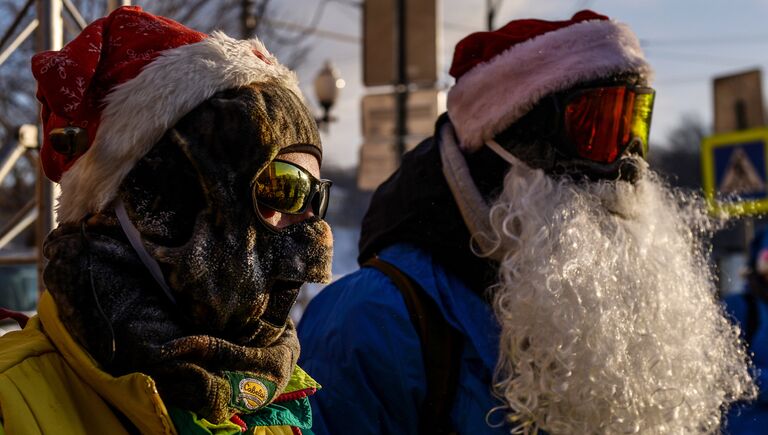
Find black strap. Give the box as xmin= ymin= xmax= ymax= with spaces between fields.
xmin=745 ymin=292 xmax=760 ymax=344
xmin=363 ymin=257 xmax=463 ymax=435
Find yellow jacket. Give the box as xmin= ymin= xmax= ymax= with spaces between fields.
xmin=0 ymin=292 xmax=311 ymax=435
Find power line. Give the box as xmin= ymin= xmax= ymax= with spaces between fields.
xmin=268 ymin=0 xmax=331 ymax=45
xmin=645 ymin=49 xmax=758 ymax=67
xmin=257 ymin=0 xmax=363 ymax=45
xmin=262 ymin=16 xmax=359 ymax=44
xmin=268 ymin=8 xmax=765 ymax=50
xmin=444 ymin=21 xmax=481 ymax=33
xmin=653 ymin=74 xmax=713 ymax=86
xmin=641 ymin=34 xmax=768 ymax=47
xmin=329 ymin=0 xmax=362 ymax=7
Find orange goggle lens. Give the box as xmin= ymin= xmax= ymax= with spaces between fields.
xmin=563 ymin=86 xmax=655 ymax=163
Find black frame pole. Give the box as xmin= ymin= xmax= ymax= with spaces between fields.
xmin=395 ymin=0 xmax=408 ymax=162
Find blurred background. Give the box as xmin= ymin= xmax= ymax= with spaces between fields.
xmin=2 ymin=0 xmax=767 ymax=329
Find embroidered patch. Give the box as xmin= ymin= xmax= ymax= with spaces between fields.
xmin=224 ymin=371 xmax=277 ymax=413
xmin=239 ymin=378 xmax=269 ymax=410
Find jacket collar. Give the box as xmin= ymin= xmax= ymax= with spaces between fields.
xmin=37 ymin=291 xmax=320 ymax=433
xmin=38 ymin=291 xmax=178 ymax=435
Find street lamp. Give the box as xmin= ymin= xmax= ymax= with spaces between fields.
xmin=314 ymin=60 xmax=345 ymax=131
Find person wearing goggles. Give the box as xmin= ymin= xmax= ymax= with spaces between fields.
xmin=298 ymin=10 xmax=755 ymax=435
xmin=495 ymin=76 xmax=655 ymax=183
xmin=0 ymin=7 xmax=332 ymax=435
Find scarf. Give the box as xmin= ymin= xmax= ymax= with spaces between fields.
xmin=43 ymin=218 xmax=308 ymax=423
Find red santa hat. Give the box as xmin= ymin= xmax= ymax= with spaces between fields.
xmin=446 ymin=10 xmax=653 ymax=152
xmin=32 ymin=6 xmax=301 ymax=223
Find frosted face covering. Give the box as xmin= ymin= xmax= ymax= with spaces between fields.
xmin=561 ymin=86 xmax=655 ymax=163
xmin=42 ymin=82 xmax=333 ymax=423
xmin=252 ymin=159 xmax=332 ymax=219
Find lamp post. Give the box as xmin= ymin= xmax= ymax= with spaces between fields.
xmin=314 ymin=60 xmax=345 ymax=131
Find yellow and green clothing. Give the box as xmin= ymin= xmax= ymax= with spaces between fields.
xmin=0 ymin=292 xmax=318 ymax=435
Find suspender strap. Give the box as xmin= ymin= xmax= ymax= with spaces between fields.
xmin=363 ymin=257 xmax=463 ymax=435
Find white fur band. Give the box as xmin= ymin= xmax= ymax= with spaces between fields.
xmin=57 ymin=31 xmax=301 ymax=223
xmin=446 ymin=19 xmax=652 ymax=153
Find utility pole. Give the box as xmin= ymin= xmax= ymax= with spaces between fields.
xmin=241 ymin=0 xmax=257 ymax=38
xmin=487 ymin=0 xmax=504 ymax=31
xmin=360 ymin=0 xmax=438 ymax=189
xmin=394 ymin=0 xmax=408 ymax=161
xmin=106 ymin=0 xmax=130 ymax=12
xmin=486 ymin=0 xmax=496 ymax=31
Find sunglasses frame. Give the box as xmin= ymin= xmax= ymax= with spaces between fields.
xmin=550 ymin=85 xmax=656 ymax=164
xmin=251 ymin=159 xmax=332 ymax=232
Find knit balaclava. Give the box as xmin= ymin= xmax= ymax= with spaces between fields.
xmin=34 ymin=7 xmax=332 ymax=423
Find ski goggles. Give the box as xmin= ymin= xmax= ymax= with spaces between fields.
xmin=556 ymin=85 xmax=655 ymax=164
xmin=252 ymin=159 xmax=332 ymax=220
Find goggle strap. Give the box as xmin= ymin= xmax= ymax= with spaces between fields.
xmin=486 ymin=138 xmax=548 ymax=179
xmin=114 ymin=199 xmax=177 ymax=305
xmin=441 ymin=125 xmax=505 ymax=262
xmin=486 ymin=139 xmax=526 ymax=167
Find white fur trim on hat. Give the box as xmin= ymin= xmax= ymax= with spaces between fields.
xmin=57 ymin=31 xmax=301 ymax=223
xmin=446 ymin=19 xmax=653 ymax=153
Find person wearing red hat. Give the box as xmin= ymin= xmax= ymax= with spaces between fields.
xmin=0 ymin=6 xmax=333 ymax=434
xmin=298 ymin=10 xmax=755 ymax=435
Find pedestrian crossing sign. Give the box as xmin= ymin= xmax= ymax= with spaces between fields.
xmin=701 ymin=127 xmax=768 ymax=216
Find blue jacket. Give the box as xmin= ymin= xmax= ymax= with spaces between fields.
xmin=297 ymin=243 xmax=507 ymax=434
xmin=723 ymin=292 xmax=768 ymax=434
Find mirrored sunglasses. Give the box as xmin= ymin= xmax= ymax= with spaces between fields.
xmin=252 ymin=159 xmax=332 ymax=221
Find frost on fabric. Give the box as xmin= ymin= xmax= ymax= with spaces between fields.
xmin=265 ymin=217 xmax=333 ymax=285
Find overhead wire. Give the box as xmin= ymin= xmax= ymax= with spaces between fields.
xmin=642 ymin=33 xmax=768 ymax=83
xmin=644 ymin=49 xmax=758 ymax=67
xmin=653 ymin=74 xmax=714 ymax=86
xmin=335 ymin=1 xmax=361 ymax=21
xmin=265 ymin=0 xmax=332 ymax=45
xmin=328 ymin=0 xmax=362 ymax=7
xmin=444 ymin=21 xmax=480 ymax=33
xmin=642 ymin=34 xmax=768 ymax=47
xmin=261 ymin=16 xmax=359 ymax=44
xmin=640 ymin=31 xmax=768 ymax=67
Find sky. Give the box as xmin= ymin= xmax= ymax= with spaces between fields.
xmin=277 ymin=0 xmax=768 ymax=169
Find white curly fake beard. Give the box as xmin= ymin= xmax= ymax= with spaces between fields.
xmin=485 ymin=159 xmax=756 ymax=435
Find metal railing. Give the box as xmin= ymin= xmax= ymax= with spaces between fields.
xmin=0 ymin=0 xmax=130 ymax=293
